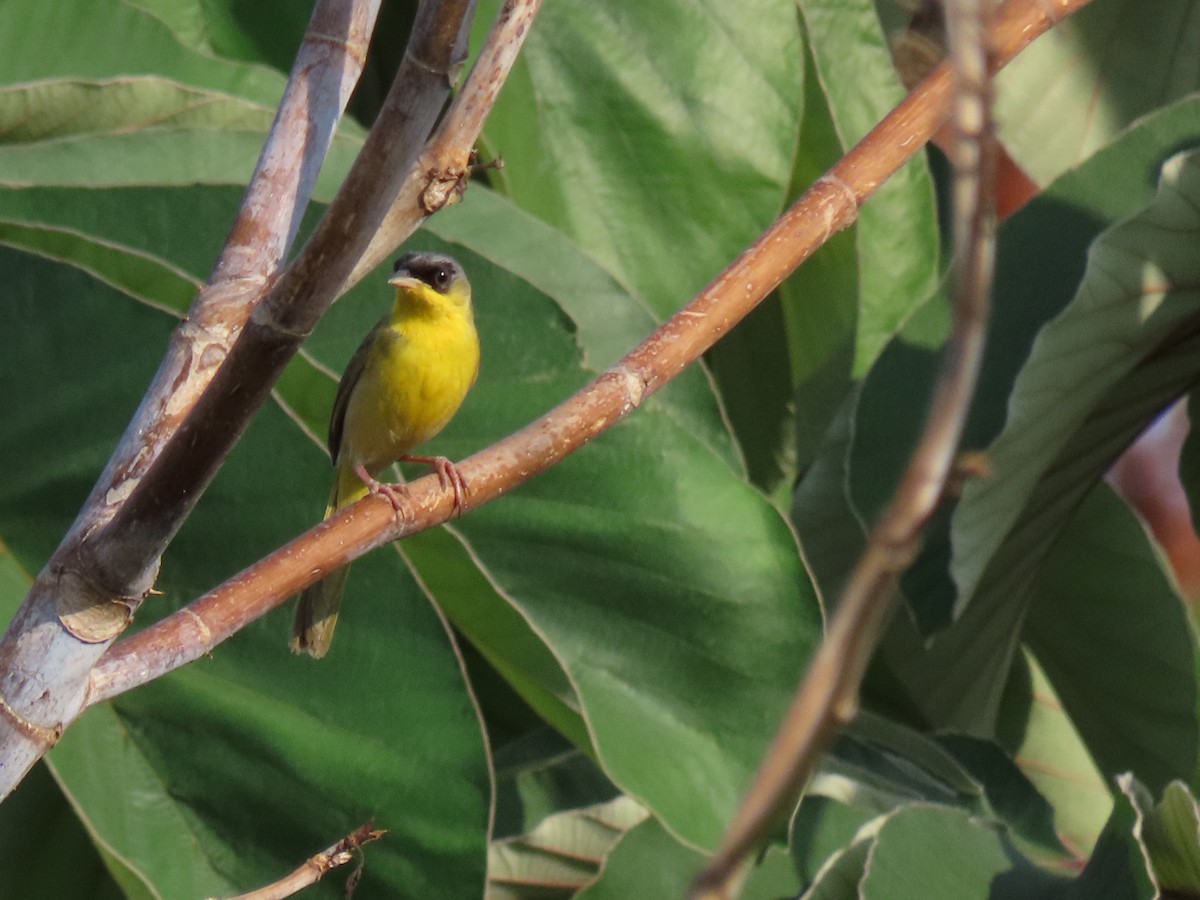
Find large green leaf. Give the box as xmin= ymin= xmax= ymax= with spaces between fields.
xmin=574 ymin=816 xmax=799 ymax=900
xmin=1025 ymin=486 xmax=1200 ymax=796
xmin=801 ymin=805 xmax=1069 ymax=900
xmin=934 ymin=148 xmax=1200 ymax=731
xmin=478 ymin=0 xmax=803 ymax=318
xmin=869 ymin=99 xmax=1200 ymax=734
xmin=0 ymin=0 xmax=363 ymax=197
xmin=995 ymin=0 xmax=1200 ymax=186
xmin=488 ymin=795 xmax=647 ymax=900
xmin=128 ymin=0 xmax=317 ymax=73
xmin=860 ymin=806 xmax=1067 ymax=900
xmin=0 ymin=761 xmax=121 ymax=900
xmin=798 ymin=0 xmax=940 ymax=372
xmin=0 ymin=0 xmax=283 ymax=100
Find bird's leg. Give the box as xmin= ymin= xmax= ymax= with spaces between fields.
xmin=354 ymin=463 xmax=408 ymax=513
xmin=401 ymin=454 xmax=469 ymax=517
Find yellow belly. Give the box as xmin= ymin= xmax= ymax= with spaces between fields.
xmin=339 ymin=313 xmax=479 ymax=474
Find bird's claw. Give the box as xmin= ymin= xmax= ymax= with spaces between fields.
xmin=354 ymin=463 xmax=409 ymax=515
xmin=402 ymin=455 xmax=469 ymax=518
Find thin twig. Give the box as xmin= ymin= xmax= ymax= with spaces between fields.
xmin=212 ymin=822 xmax=386 ymax=900
xmin=344 ymin=0 xmax=547 ymax=292
xmin=689 ymin=0 xmax=1004 ymax=896
xmin=89 ymin=0 xmax=1086 ymax=715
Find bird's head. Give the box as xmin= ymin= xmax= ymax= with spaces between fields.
xmin=388 ymin=252 xmax=471 ymax=313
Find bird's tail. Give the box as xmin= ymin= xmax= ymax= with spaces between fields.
xmin=290 ymin=463 xmax=368 ymax=658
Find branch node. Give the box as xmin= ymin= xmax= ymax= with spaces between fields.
xmin=55 ymin=568 xmax=136 ymax=644
xmin=608 ymin=364 xmax=647 ymax=411
xmin=0 ymin=692 xmax=62 ymax=747
xmin=182 ymin=607 xmax=214 ymax=650
xmin=812 ymin=173 xmax=860 ymax=238
xmin=419 ymin=163 xmax=471 ymax=214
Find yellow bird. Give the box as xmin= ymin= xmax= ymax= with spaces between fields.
xmin=291 ymin=251 xmax=480 ymax=658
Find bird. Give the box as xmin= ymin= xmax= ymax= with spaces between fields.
xmin=291 ymin=251 xmax=480 ymax=658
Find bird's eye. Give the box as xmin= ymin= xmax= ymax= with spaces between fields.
xmin=434 ymin=267 xmax=451 ymax=292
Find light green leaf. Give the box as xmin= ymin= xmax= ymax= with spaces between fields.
xmin=488 ymin=796 xmax=647 ymax=900
xmin=996 ymin=0 xmax=1200 ymax=186
xmin=1005 ymin=650 xmax=1112 ymax=859
xmin=1122 ymin=776 xmax=1200 ymax=896
xmin=798 ymin=0 xmax=940 ymax=372
xmin=859 ymin=806 xmax=1068 ymax=900
xmin=479 ymin=0 xmax=803 ymax=317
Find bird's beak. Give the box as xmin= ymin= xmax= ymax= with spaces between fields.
xmin=387 ymin=273 xmax=422 ymax=291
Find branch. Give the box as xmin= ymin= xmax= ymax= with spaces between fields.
xmin=211 ymin=822 xmax=385 ymax=900
xmin=687 ymin=0 xmax=1018 ymax=896
xmin=93 ymin=0 xmax=1083 ymax=727
xmin=0 ymin=0 xmax=477 ymax=799
xmin=343 ymin=0 xmax=545 ymax=291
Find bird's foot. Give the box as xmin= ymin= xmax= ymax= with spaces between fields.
xmin=354 ymin=463 xmax=409 ymax=513
xmin=402 ymin=454 xmax=469 ymax=518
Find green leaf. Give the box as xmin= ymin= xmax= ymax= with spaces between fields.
xmin=488 ymin=796 xmax=647 ymax=900
xmin=954 ymin=147 xmax=1200 ymax=612
xmin=1122 ymin=776 xmax=1200 ymax=896
xmin=1025 ymin=486 xmax=1200 ymax=795
xmin=996 ymin=0 xmax=1200 ymax=186
xmin=0 ymin=79 xmax=360 ymax=197
xmin=781 ymin=41 xmax=860 ymax=478
xmin=1003 ymin=650 xmax=1113 ymax=862
xmin=1064 ymin=780 xmax=1154 ymax=899
xmin=0 ymin=0 xmax=284 ymax=102
xmin=129 ymin=0 xmax=316 ymax=73
xmin=798 ymin=0 xmax=940 ymax=372
xmin=858 ymin=806 xmax=1068 ymax=900
xmin=790 ymin=796 xmax=875 ymax=892
xmin=0 ymin=762 xmax=122 ymax=900
xmin=572 ymin=817 xmax=705 ymax=900
xmin=938 ymin=148 xmax=1200 ymax=731
xmin=49 ymin=703 xmax=236 ymax=898
xmin=479 ymin=0 xmax=803 ymax=317
xmin=573 ymin=816 xmax=799 ymax=900
xmin=871 ymin=99 xmax=1200 ymax=734
xmin=490 ymin=729 xmax=618 ymax=841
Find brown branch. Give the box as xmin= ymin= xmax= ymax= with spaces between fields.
xmin=211 ymin=822 xmax=385 ymax=900
xmin=93 ymin=0 xmax=1082 ymax=730
xmin=688 ymin=0 xmax=1015 ymax=897
xmin=343 ymin=0 xmax=546 ymax=292
xmin=0 ymin=0 xmax=477 ymax=800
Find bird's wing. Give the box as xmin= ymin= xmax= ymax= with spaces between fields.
xmin=327 ymin=316 xmax=385 ymax=463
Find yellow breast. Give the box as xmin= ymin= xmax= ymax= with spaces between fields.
xmin=339 ymin=300 xmax=479 ymax=472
